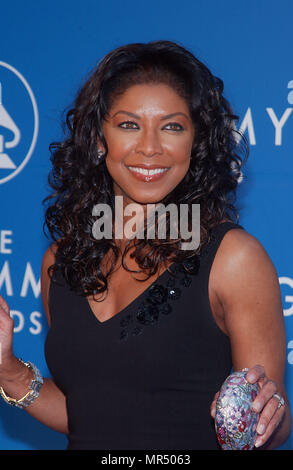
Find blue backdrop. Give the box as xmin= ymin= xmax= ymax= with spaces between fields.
xmin=0 ymin=0 xmax=292 ymax=450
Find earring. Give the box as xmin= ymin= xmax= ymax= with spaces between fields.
xmin=97 ymin=149 xmax=105 ymax=161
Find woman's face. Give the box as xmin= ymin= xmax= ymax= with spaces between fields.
xmin=101 ymin=83 xmax=195 ymax=206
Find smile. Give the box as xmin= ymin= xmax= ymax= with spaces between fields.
xmin=126 ymin=166 xmax=170 ymax=182
xmin=127 ymin=166 xmax=169 ymax=175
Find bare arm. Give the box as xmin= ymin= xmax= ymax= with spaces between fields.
xmin=0 ymin=243 xmax=69 ymax=434
xmin=210 ymin=229 xmax=292 ymax=449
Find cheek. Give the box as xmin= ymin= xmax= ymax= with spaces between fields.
xmin=104 ymin=128 xmax=134 ymax=161
xmin=171 ymin=147 xmax=192 ymax=172
xmin=163 ymin=136 xmax=193 ymax=160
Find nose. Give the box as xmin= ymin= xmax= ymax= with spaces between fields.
xmin=135 ymin=127 xmax=163 ymax=157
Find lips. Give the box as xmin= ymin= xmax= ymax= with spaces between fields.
xmin=127 ymin=164 xmax=170 ymax=169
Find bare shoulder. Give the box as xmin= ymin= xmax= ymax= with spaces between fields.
xmin=211 ymin=227 xmax=280 ymax=305
xmin=41 ymin=242 xmax=59 ymax=326
xmin=212 ymin=227 xmax=278 ymax=283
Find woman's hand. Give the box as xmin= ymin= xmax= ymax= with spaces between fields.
xmin=0 ymin=294 xmax=17 ymax=378
xmin=210 ymin=365 xmax=287 ymax=449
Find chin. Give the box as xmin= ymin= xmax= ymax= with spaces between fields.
xmin=128 ymin=192 xmax=169 ymax=205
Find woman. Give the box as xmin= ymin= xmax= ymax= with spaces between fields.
xmin=0 ymin=40 xmax=291 ymax=450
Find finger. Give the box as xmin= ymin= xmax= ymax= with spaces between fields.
xmin=210 ymin=392 xmax=220 ymax=418
xmin=0 ymin=295 xmax=10 ymax=316
xmin=245 ymin=364 xmax=266 ymax=384
xmin=255 ymin=392 xmax=282 ymax=434
xmin=254 ymin=406 xmax=285 ymax=448
xmin=252 ymin=379 xmax=278 ymax=413
xmin=214 ymin=391 xmax=220 ymax=400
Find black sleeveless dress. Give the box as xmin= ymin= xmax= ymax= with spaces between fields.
xmin=45 ymin=221 xmax=244 ymax=450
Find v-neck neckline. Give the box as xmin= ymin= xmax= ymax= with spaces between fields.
xmin=84 ymin=261 xmax=177 ymax=326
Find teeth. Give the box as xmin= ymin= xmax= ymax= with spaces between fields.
xmin=128 ymin=166 xmax=168 ymax=175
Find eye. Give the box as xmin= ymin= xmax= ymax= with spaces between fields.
xmin=118 ymin=121 xmax=139 ymax=130
xmin=164 ymin=122 xmax=184 ymax=131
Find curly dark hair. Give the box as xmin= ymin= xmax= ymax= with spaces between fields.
xmin=43 ymin=39 xmax=249 ymax=298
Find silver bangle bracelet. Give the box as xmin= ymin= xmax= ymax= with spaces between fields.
xmin=0 ymin=358 xmax=44 ymax=409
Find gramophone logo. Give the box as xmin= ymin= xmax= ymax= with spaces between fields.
xmin=0 ymin=62 xmax=38 ymax=184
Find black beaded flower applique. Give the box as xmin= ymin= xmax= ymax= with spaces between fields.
xmin=119 ymin=255 xmax=200 ymax=342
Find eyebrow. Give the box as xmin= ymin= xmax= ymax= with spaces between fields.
xmin=111 ymin=110 xmax=190 ymax=120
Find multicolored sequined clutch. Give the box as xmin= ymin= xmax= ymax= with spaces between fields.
xmin=215 ymin=370 xmax=260 ymax=450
